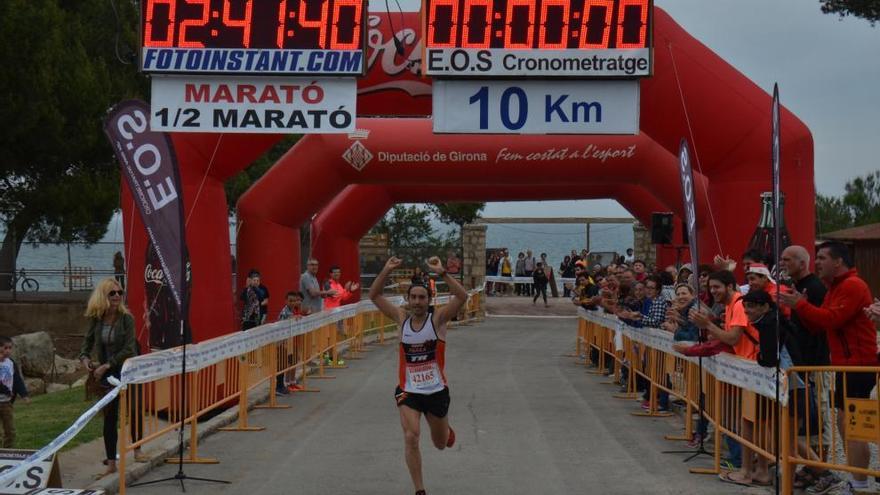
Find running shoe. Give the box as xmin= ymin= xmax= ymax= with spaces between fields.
xmin=288 ymin=384 xmax=304 ymax=391
xmin=640 ymin=400 xmax=651 ymax=410
xmin=275 ymin=386 xmax=290 ymax=395
xmin=446 ymin=426 xmax=456 ymax=448
xmin=686 ymin=433 xmax=703 ymax=449
xmin=807 ymin=473 xmax=843 ymax=495
xmin=827 ymin=481 xmax=854 ymax=495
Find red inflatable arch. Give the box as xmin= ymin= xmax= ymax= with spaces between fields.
xmin=121 ymin=7 xmax=814 ymax=345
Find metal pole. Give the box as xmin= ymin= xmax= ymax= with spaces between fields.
xmin=67 ymin=242 xmax=73 ymax=292
xmin=585 ymin=223 xmax=591 ymax=252
xmin=11 ymin=223 xmax=17 ymax=303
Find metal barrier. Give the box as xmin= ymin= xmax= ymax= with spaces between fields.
xmin=577 ymin=310 xmax=880 ymax=494
xmin=115 ymin=290 xmax=483 ymax=494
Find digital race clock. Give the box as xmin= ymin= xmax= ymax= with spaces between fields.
xmin=140 ymin=0 xmax=367 ymax=75
xmin=422 ymin=0 xmax=652 ymax=77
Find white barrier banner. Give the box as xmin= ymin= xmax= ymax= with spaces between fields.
xmin=0 ymin=379 xmax=121 ymax=489
xmin=121 ymin=293 xmax=468 ymax=385
xmin=579 ymin=309 xmax=788 ymax=405
xmin=2 ymin=290 xmax=479 ymax=488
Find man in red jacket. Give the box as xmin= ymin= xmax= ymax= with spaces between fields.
xmin=779 ymin=241 xmax=876 ymax=492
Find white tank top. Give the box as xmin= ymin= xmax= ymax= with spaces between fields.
xmin=398 ymin=315 xmax=447 ymax=394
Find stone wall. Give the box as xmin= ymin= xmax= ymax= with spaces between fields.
xmin=632 ymin=222 xmax=657 ymax=268
xmin=461 ymin=224 xmax=487 ymax=289
xmin=0 ymin=302 xmax=91 ymax=358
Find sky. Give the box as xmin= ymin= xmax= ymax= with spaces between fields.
xmin=412 ymin=0 xmax=880 ymax=219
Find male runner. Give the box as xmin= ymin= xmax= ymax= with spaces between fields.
xmin=369 ymin=256 xmax=468 ymax=495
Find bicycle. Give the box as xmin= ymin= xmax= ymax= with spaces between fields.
xmin=14 ymin=269 xmax=39 ymax=292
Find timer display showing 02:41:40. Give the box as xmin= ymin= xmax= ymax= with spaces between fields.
xmin=142 ymin=0 xmax=365 ymax=50
xmin=425 ymin=0 xmax=651 ymax=49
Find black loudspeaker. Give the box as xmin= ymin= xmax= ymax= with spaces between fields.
xmin=651 ymin=212 xmax=674 ymax=244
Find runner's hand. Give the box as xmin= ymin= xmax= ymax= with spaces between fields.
xmin=426 ymin=256 xmax=444 ymax=274
xmin=349 ymin=282 xmax=360 ymax=292
xmin=385 ymin=256 xmax=403 ymax=270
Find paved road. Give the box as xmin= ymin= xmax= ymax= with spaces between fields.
xmin=129 ymin=316 xmax=756 ymax=495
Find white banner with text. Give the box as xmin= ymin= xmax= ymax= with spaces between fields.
xmin=150 ymin=76 xmax=356 ymax=133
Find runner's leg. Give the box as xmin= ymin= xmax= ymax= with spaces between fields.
xmin=425 ymin=412 xmax=450 ymax=450
xmin=399 ymin=405 xmax=425 ymax=491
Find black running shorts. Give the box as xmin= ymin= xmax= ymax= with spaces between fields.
xmin=394 ymin=386 xmax=450 ymax=418
xmin=834 ymin=371 xmax=877 ymax=409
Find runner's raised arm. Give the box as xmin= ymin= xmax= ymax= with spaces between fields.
xmin=426 ymin=256 xmax=468 ymax=326
xmin=369 ymin=256 xmax=406 ymax=324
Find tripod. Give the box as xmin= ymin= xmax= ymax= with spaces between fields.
xmin=662 ymin=352 xmax=714 ymax=462
xmin=130 ymin=321 xmax=229 ymax=492
xmin=663 ymin=295 xmax=714 ymax=463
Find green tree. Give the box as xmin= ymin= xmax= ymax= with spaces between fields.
xmin=816 ymin=194 xmax=853 ymax=234
xmin=815 ymin=171 xmax=880 ymax=234
xmin=369 ymin=205 xmax=458 ymax=267
xmin=371 ymin=205 xmax=436 ymax=248
xmin=820 ymin=0 xmax=880 ymax=25
xmin=843 ymin=171 xmax=880 ymax=225
xmin=225 ymin=136 xmax=300 ymax=212
xmin=0 ymin=0 xmax=145 ymax=288
xmin=429 ymin=202 xmax=484 ymax=278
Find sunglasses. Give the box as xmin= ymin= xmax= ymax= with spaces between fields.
xmin=107 ymin=290 xmax=124 ymax=297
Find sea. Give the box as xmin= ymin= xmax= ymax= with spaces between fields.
xmin=8 ymin=217 xmax=632 ymax=292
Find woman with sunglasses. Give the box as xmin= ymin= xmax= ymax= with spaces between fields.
xmin=79 ymin=277 xmax=144 ymax=478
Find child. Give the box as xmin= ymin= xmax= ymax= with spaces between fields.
xmin=0 ymin=336 xmax=30 ymax=448
xmin=278 ymin=292 xmax=309 ymax=393
xmin=279 ymin=291 xmax=308 ymax=321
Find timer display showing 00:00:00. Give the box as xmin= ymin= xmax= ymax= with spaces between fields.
xmin=425 ymin=0 xmax=651 ymax=49
xmin=142 ymin=0 xmax=364 ymax=50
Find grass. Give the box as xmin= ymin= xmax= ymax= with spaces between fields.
xmin=14 ymin=387 xmax=104 ymax=451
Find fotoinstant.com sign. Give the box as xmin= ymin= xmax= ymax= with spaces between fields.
xmin=150 ymin=76 xmax=356 ymax=133
xmin=433 ymin=80 xmax=639 ymax=134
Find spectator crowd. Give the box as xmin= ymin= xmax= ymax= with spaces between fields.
xmin=572 ymin=241 xmax=880 ymax=494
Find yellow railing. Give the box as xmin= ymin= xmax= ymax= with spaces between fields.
xmin=577 ymin=310 xmax=880 ymax=494
xmin=116 ymin=291 xmax=483 ymax=494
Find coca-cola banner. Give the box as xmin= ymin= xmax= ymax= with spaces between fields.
xmin=104 ymin=100 xmax=189 ymax=317
xmin=678 ymin=139 xmax=700 ymax=288
xmin=145 ymin=243 xmax=192 ymax=348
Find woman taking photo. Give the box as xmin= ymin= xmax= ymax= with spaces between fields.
xmin=79 ymin=278 xmax=145 ymax=478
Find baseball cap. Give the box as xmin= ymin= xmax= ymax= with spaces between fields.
xmin=745 ymin=263 xmax=776 ymax=284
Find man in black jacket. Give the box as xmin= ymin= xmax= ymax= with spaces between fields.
xmin=780 ymin=245 xmax=835 ymax=484
xmin=780 ymin=246 xmax=829 ymax=365
xmin=532 ymin=263 xmax=549 ymax=307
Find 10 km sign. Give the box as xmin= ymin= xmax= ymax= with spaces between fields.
xmin=432 ymin=80 xmax=639 ymax=134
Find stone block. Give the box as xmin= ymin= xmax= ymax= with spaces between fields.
xmin=24 ymin=377 xmax=45 ymax=396
xmin=11 ymin=331 xmax=55 ymax=377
